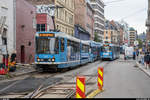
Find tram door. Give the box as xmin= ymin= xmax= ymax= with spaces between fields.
xmin=60 ymin=38 xmax=66 ymax=62
xmin=21 ymin=45 xmax=25 ymax=63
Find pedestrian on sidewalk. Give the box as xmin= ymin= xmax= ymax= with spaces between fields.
xmin=9 ymin=50 xmax=17 ymax=72
xmin=133 ymin=50 xmax=136 ymax=60
xmin=144 ymin=52 xmax=149 ymax=69
xmin=148 ymin=52 xmax=150 ymax=69
xmin=140 ymin=54 xmax=144 ymax=65
xmin=136 ymin=49 xmax=139 ymax=60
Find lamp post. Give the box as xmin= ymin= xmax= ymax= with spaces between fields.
xmin=49 ymin=5 xmax=64 ymax=32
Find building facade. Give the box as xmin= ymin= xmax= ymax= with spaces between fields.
xmin=0 ymin=0 xmax=16 ymax=62
xmin=26 ymin=0 xmax=75 ymax=36
xmin=16 ymin=0 xmax=36 ymax=64
xmin=119 ymin=20 xmax=129 ymax=46
xmin=74 ymin=0 xmax=94 ymax=40
xmin=85 ymin=2 xmax=95 ymax=40
xmin=109 ymin=20 xmax=120 ymax=45
xmin=146 ymin=0 xmax=150 ymax=51
xmin=129 ymin=28 xmax=137 ymax=46
xmin=104 ymin=20 xmax=112 ymax=43
xmin=104 ymin=20 xmax=124 ymax=45
xmin=36 ymin=13 xmax=54 ymax=32
xmin=89 ymin=0 xmax=105 ymax=42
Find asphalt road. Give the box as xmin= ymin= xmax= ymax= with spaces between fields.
xmin=95 ymin=57 xmax=150 ymax=98
xmin=1 ymin=55 xmax=150 ymax=98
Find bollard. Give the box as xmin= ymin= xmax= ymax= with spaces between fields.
xmin=98 ymin=67 xmax=103 ymax=90
xmin=76 ymin=76 xmax=85 ymax=98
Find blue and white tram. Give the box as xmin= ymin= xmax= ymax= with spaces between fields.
xmin=80 ymin=40 xmax=90 ymax=65
xmin=89 ymin=41 xmax=102 ymax=62
xmin=100 ymin=43 xmax=120 ymax=60
xmin=35 ymin=31 xmax=90 ymax=71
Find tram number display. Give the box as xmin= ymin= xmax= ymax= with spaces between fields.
xmin=39 ymin=33 xmax=55 ymax=37
xmin=104 ymin=44 xmax=109 ymax=47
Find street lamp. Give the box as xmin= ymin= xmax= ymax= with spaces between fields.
xmin=49 ymin=5 xmax=56 ymax=31
xmin=49 ymin=5 xmax=64 ymax=31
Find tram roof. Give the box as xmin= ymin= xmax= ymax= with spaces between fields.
xmin=56 ymin=32 xmax=81 ymax=43
xmin=36 ymin=32 xmax=92 ymax=45
xmin=83 ymin=40 xmax=102 ymax=47
xmin=102 ymin=43 xmax=119 ymax=46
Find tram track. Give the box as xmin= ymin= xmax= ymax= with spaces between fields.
xmin=23 ymin=60 xmax=112 ymax=98
xmin=0 ymin=60 xmax=114 ymax=98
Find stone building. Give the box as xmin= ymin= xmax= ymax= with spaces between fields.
xmin=104 ymin=20 xmax=124 ymax=45
xmin=0 ymin=0 xmax=16 ymax=63
xmin=74 ymin=0 xmax=94 ymax=40
xmin=89 ymin=0 xmax=105 ymax=42
xmin=0 ymin=0 xmax=36 ymax=64
xmin=129 ymin=27 xmax=137 ymax=47
xmin=26 ymin=0 xmax=75 ymax=36
xmin=119 ymin=20 xmax=129 ymax=46
xmin=36 ymin=13 xmax=54 ymax=32
xmin=16 ymin=0 xmax=36 ymax=63
xmin=104 ymin=20 xmax=112 ymax=43
xmin=146 ymin=0 xmax=150 ymax=51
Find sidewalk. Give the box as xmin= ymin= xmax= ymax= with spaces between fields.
xmin=135 ymin=54 xmax=150 ymax=77
xmin=0 ymin=64 xmax=36 ymax=80
xmin=136 ymin=61 xmax=150 ymax=77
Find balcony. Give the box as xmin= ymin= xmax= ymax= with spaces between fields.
xmin=146 ymin=19 xmax=150 ymax=26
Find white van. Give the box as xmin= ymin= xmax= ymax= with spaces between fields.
xmin=125 ymin=46 xmax=134 ymax=59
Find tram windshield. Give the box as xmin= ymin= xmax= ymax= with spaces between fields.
xmin=36 ymin=38 xmax=58 ymax=54
xmin=101 ymin=46 xmax=111 ymax=52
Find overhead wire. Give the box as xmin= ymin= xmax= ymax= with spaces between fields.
xmin=119 ymin=8 xmax=146 ymax=20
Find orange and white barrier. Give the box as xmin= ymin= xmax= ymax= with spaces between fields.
xmin=76 ymin=76 xmax=85 ymax=98
xmin=98 ymin=67 xmax=103 ymax=90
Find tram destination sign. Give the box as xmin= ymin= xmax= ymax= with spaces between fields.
xmin=39 ymin=33 xmax=55 ymax=37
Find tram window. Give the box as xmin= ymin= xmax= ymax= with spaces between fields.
xmin=55 ymin=38 xmax=59 ymax=54
xmin=82 ymin=45 xmax=89 ymax=53
xmin=67 ymin=40 xmax=71 ymax=46
xmin=117 ymin=47 xmax=120 ymax=52
xmin=60 ymin=38 xmax=65 ymax=52
xmin=36 ymin=39 xmax=50 ymax=54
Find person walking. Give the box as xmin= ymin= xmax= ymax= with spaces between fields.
xmin=148 ymin=52 xmax=150 ymax=69
xmin=144 ymin=52 xmax=149 ymax=69
xmin=133 ymin=50 xmax=136 ymax=60
xmin=136 ymin=49 xmax=139 ymax=60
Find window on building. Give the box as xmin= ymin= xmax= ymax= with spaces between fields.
xmin=111 ymin=31 xmax=113 ymax=35
xmin=41 ymin=24 xmax=46 ymax=31
xmin=36 ymin=24 xmax=46 ymax=32
xmin=106 ymin=36 xmax=108 ymax=40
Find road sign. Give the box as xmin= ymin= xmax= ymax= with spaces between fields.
xmin=98 ymin=67 xmax=103 ymax=90
xmin=76 ymin=76 xmax=85 ymax=98
xmin=134 ymin=41 xmax=139 ymax=46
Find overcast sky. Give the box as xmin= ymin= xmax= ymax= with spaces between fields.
xmin=103 ymin=0 xmax=148 ymax=34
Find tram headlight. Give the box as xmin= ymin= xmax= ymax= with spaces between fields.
xmin=51 ymin=58 xmax=55 ymax=62
xmin=48 ymin=59 xmax=51 ymax=62
xmin=40 ymin=59 xmax=44 ymax=62
xmin=37 ymin=59 xmax=40 ymax=62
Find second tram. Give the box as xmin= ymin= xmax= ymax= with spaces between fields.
xmin=100 ymin=43 xmax=120 ymax=60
